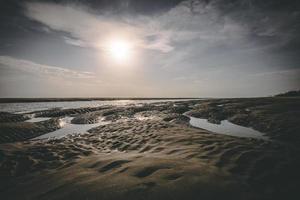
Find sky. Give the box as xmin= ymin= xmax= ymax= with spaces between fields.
xmin=0 ymin=0 xmax=299 ymax=98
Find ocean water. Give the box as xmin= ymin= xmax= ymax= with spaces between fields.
xmin=0 ymin=99 xmax=197 ymax=113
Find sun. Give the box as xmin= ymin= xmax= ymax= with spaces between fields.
xmin=108 ymin=39 xmax=131 ymax=62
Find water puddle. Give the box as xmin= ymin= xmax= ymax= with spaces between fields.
xmin=187 ymin=116 xmax=268 ymax=140
xmin=25 ymin=117 xmax=51 ymax=122
xmin=34 ymin=117 xmax=109 ymax=139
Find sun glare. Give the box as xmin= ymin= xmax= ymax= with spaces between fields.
xmin=108 ymin=39 xmax=131 ymax=62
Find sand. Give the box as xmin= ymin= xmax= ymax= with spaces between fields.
xmin=0 ymin=98 xmax=299 ymax=199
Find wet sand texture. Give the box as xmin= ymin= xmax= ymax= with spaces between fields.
xmin=0 ymin=97 xmax=299 ymax=200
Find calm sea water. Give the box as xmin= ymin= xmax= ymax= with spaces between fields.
xmin=0 ymin=99 xmax=197 ymax=113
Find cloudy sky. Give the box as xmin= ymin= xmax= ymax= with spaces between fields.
xmin=0 ymin=0 xmax=299 ymax=98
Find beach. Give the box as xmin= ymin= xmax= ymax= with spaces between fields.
xmin=0 ymin=98 xmax=299 ymax=200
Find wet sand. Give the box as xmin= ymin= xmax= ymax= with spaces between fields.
xmin=0 ymin=98 xmax=299 ymax=200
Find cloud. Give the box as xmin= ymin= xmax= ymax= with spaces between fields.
xmin=63 ymin=36 xmax=87 ymax=47
xmin=253 ymin=68 xmax=300 ymax=78
xmin=14 ymin=0 xmax=299 ymax=97
xmin=24 ymin=2 xmax=174 ymax=53
xmin=24 ymin=0 xmax=299 ymax=55
xmin=23 ymin=0 xmax=248 ymax=53
xmin=0 ymin=56 xmax=94 ymax=79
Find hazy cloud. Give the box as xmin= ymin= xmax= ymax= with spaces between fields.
xmin=0 ymin=56 xmax=94 ymax=79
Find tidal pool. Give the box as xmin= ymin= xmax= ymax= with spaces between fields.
xmin=34 ymin=117 xmax=109 ymax=139
xmin=188 ymin=116 xmax=268 ymax=140
xmin=25 ymin=117 xmax=51 ymax=122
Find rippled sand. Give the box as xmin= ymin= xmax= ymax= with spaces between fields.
xmin=0 ymin=98 xmax=299 ymax=200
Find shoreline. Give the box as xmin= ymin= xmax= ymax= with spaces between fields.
xmin=0 ymin=97 xmax=201 ymax=103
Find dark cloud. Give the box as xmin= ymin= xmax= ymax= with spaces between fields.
xmin=180 ymin=0 xmax=300 ymax=67
xmin=0 ymin=0 xmax=184 ymax=14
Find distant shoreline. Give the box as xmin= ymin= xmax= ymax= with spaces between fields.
xmin=0 ymin=97 xmax=201 ymax=103
xmin=1 ymin=96 xmax=298 ymax=103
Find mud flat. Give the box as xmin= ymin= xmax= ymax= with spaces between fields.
xmin=0 ymin=98 xmax=299 ymax=200
xmin=0 ymin=118 xmax=61 ymax=143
